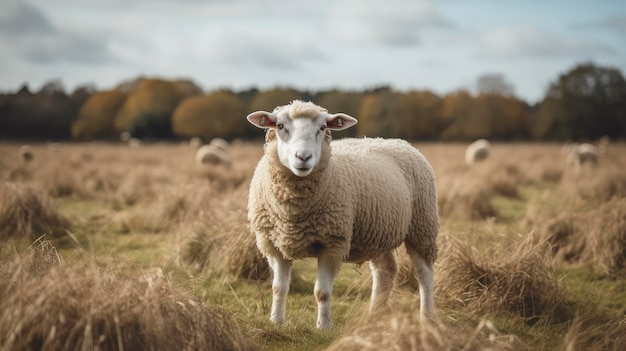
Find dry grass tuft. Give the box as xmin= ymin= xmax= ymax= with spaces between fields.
xmin=435 ymin=235 xmax=565 ymax=323
xmin=324 ymin=310 xmax=523 ymax=351
xmin=528 ymin=197 xmax=626 ymax=277
xmin=438 ymin=174 xmax=498 ymax=220
xmin=182 ymin=189 xmax=270 ymax=280
xmin=559 ymin=310 xmax=626 ymax=351
xmin=0 ymin=242 xmax=255 ymax=351
xmin=0 ymin=182 xmax=70 ymax=239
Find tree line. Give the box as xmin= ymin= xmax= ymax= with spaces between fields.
xmin=1 ymin=62 xmax=625 ymax=142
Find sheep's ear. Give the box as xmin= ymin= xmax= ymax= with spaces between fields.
xmin=247 ymin=111 xmax=277 ymax=129
xmin=326 ymin=113 xmax=357 ymax=131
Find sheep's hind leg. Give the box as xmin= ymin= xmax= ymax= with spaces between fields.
xmin=368 ymin=251 xmax=398 ymax=312
xmin=406 ymin=246 xmax=435 ymax=320
xmin=268 ymin=254 xmax=293 ymax=324
xmin=315 ymin=252 xmax=341 ymax=329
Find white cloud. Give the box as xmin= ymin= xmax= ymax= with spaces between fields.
xmin=325 ymin=0 xmax=448 ymax=47
xmin=0 ymin=1 xmax=113 ymax=64
xmin=480 ymin=25 xmax=613 ymax=58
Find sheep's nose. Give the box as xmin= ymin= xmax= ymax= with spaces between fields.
xmin=296 ymin=151 xmax=312 ymax=162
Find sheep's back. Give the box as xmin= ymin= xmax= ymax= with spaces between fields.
xmin=331 ymin=138 xmax=437 ymax=262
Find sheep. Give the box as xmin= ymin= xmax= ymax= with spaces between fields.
xmin=565 ymin=143 xmax=598 ymax=171
xmin=246 ymin=100 xmax=439 ymax=329
xmin=120 ymin=131 xmax=131 ymax=142
xmin=195 ymin=144 xmax=231 ymax=167
xmin=465 ymin=139 xmax=490 ymax=165
xmin=209 ymin=137 xmax=230 ymax=153
xmin=19 ymin=145 xmax=34 ymax=163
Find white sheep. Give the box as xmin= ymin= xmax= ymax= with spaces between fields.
xmin=465 ymin=139 xmax=490 ymax=165
xmin=247 ymin=100 xmax=439 ymax=329
xmin=566 ymin=143 xmax=598 ymax=170
xmin=195 ymin=144 xmax=231 ymax=167
xmin=19 ymin=145 xmax=34 ymax=163
xmin=120 ymin=131 xmax=131 ymax=142
xmin=209 ymin=137 xmax=230 ymax=153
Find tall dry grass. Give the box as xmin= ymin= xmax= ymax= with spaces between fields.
xmin=182 ymin=186 xmax=270 ymax=280
xmin=435 ymin=233 xmax=566 ymax=323
xmin=1 ymin=140 xmax=625 ymax=351
xmin=324 ymin=310 xmax=524 ymax=351
xmin=0 ymin=182 xmax=70 ymax=239
xmin=0 ymin=240 xmax=256 ymax=351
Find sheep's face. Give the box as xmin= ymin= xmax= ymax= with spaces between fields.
xmin=247 ymin=101 xmax=357 ymax=177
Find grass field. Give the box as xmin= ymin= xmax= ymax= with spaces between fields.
xmin=1 ymin=139 xmax=625 ymax=350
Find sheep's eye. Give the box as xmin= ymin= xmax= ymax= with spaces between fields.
xmin=277 ymin=123 xmax=284 ymax=130
xmin=320 ymin=125 xmax=326 ymax=131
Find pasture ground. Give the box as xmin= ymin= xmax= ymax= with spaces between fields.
xmin=1 ymin=140 xmax=625 ymax=350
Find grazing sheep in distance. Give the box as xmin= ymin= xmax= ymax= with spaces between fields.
xmin=247 ymin=100 xmax=439 ymax=329
xmin=209 ymin=137 xmax=230 ymax=153
xmin=566 ymin=143 xmax=598 ymax=170
xmin=120 ymin=131 xmax=131 ymax=142
xmin=19 ymin=145 xmax=34 ymax=163
xmin=465 ymin=139 xmax=490 ymax=165
xmin=195 ymin=144 xmax=231 ymax=167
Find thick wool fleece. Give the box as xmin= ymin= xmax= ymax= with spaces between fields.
xmin=248 ymin=136 xmax=439 ymax=265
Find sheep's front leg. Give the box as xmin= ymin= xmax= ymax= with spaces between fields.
xmin=268 ymin=254 xmax=293 ymax=324
xmin=315 ymin=253 xmax=341 ymax=329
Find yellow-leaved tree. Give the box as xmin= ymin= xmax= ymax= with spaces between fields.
xmin=71 ymin=90 xmax=127 ymax=140
xmin=172 ymin=91 xmax=246 ymax=140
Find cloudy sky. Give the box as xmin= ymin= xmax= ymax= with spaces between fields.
xmin=1 ymin=0 xmax=624 ymax=103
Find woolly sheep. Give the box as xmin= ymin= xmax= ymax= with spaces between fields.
xmin=209 ymin=137 xmax=230 ymax=153
xmin=247 ymin=100 xmax=439 ymax=329
xmin=195 ymin=144 xmax=231 ymax=167
xmin=565 ymin=143 xmax=598 ymax=170
xmin=465 ymin=139 xmax=490 ymax=165
xmin=120 ymin=131 xmax=131 ymax=142
xmin=19 ymin=145 xmax=34 ymax=163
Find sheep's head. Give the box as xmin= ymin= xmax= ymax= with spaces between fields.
xmin=247 ymin=100 xmax=357 ymax=177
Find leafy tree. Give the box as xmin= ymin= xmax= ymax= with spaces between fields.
xmin=439 ymin=90 xmax=482 ymax=140
xmin=71 ymin=90 xmax=127 ymax=140
xmin=0 ymin=80 xmax=79 ymax=140
xmin=534 ymin=62 xmax=626 ymax=140
xmin=114 ymin=78 xmax=198 ymax=138
xmin=172 ymin=91 xmax=246 ymax=140
xmin=316 ymin=90 xmax=363 ymax=138
xmin=477 ymin=73 xmax=515 ymax=97
xmin=357 ymin=92 xmax=394 ymax=137
xmin=248 ymin=88 xmax=301 ymax=113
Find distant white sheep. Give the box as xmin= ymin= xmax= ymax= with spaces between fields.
xmin=195 ymin=144 xmax=231 ymax=167
xmin=19 ymin=145 xmax=34 ymax=163
xmin=247 ymin=100 xmax=439 ymax=329
xmin=209 ymin=138 xmax=230 ymax=153
xmin=120 ymin=131 xmax=131 ymax=142
xmin=566 ymin=143 xmax=598 ymax=170
xmin=465 ymin=139 xmax=490 ymax=165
